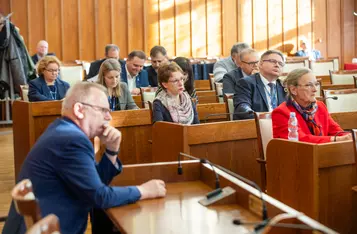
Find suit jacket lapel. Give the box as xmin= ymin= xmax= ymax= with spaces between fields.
xmin=276 ymin=80 xmax=286 ymax=104
xmin=255 ymin=74 xmax=269 ymax=110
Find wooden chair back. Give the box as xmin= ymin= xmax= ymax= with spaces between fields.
xmin=329 ymin=70 xmax=357 ymax=85
xmin=132 ymin=95 xmax=144 ymax=108
xmin=197 ymin=103 xmax=229 ymax=123
xmin=196 ymin=90 xmax=218 ymax=104
xmin=25 ymin=214 xmax=60 ymax=234
xmin=12 ymin=179 xmax=41 ymax=229
xmin=209 ymin=73 xmax=215 ymax=90
xmin=323 ymin=88 xmax=357 ymax=113
xmin=282 ymin=60 xmax=308 ymax=73
xmin=195 ymin=80 xmax=212 ymax=91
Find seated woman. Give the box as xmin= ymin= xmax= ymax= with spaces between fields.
xmin=272 ymin=67 xmax=351 ymax=143
xmin=153 ymin=62 xmax=199 ymax=124
xmin=156 ymin=57 xmax=197 ymax=100
xmin=28 ymin=56 xmax=70 ymax=102
xmin=98 ymin=58 xmax=138 ymax=111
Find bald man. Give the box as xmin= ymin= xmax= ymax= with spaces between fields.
xmin=31 ymin=40 xmax=55 ymax=64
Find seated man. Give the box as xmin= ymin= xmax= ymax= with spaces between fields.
xmin=2 ymin=82 xmax=166 ymax=234
xmin=146 ymin=45 xmax=169 ymax=87
xmin=121 ymin=50 xmax=149 ymax=95
xmin=87 ymin=44 xmax=124 ymax=80
xmin=31 ymin=40 xmax=55 ymax=65
xmin=295 ymin=37 xmax=321 ymax=60
xmin=233 ymin=50 xmax=287 ymax=120
xmin=213 ymin=42 xmax=250 ymax=82
xmin=223 ymin=48 xmax=259 ymax=94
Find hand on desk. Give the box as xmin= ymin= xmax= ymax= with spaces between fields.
xmin=331 ymin=133 xmax=352 ymax=142
xmin=137 ymin=179 xmax=166 ymax=200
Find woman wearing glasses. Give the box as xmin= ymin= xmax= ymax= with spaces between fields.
xmin=97 ymin=58 xmax=138 ymax=111
xmin=152 ymin=62 xmax=199 ymax=124
xmin=272 ymin=68 xmax=351 ymax=143
xmin=28 ymin=56 xmax=70 ymax=102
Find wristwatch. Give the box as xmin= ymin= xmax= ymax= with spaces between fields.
xmin=105 ymin=148 xmax=119 ymax=156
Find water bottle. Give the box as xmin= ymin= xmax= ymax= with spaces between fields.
xmin=288 ymin=112 xmax=298 ymax=141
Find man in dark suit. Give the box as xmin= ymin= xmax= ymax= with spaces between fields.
xmin=233 ymin=50 xmax=287 ymax=120
xmin=31 ymin=40 xmax=55 ymax=65
xmin=223 ymin=48 xmax=259 ymax=94
xmin=2 ymin=82 xmax=166 ymax=234
xmin=145 ymin=45 xmax=169 ymax=87
xmin=121 ymin=50 xmax=149 ymax=95
xmin=87 ymin=44 xmax=124 ymax=79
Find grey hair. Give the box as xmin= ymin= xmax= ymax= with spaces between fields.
xmin=105 ymin=44 xmax=120 ymax=56
xmin=61 ymin=82 xmax=108 ymax=114
xmin=284 ymin=67 xmax=313 ymax=98
xmin=239 ymin=48 xmax=258 ymax=61
xmin=260 ymin=49 xmax=285 ymax=62
xmin=230 ymin=42 xmax=250 ymax=56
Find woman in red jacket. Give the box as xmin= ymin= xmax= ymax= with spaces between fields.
xmin=272 ymin=67 xmax=351 ymax=143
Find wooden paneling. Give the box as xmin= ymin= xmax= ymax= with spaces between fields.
xmin=1 ymin=0 xmax=355 ymax=66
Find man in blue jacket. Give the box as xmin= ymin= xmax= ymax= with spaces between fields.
xmin=2 ymin=82 xmax=166 ymax=234
xmin=121 ymin=50 xmax=149 ymax=95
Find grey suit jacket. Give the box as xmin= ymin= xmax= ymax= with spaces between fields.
xmin=222 ymin=67 xmax=244 ymax=94
xmin=116 ymin=82 xmax=139 ymax=110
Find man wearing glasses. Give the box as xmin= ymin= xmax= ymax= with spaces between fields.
xmin=233 ymin=50 xmax=287 ymax=120
xmin=3 ymin=82 xmax=166 ymax=234
xmin=223 ymin=48 xmax=259 ymax=94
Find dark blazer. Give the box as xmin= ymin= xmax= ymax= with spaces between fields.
xmin=152 ymin=99 xmax=200 ymax=124
xmin=2 ymin=117 xmax=141 ymax=234
xmin=87 ymin=59 xmax=125 ymax=79
xmin=145 ymin=65 xmax=158 ymax=87
xmin=222 ymin=67 xmax=244 ymax=94
xmin=233 ymin=73 xmax=286 ymax=120
xmin=31 ymin=53 xmax=55 ymax=65
xmin=28 ymin=75 xmax=70 ymax=102
xmin=120 ymin=62 xmax=149 ymax=88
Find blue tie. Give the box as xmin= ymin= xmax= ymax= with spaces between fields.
xmin=268 ymin=83 xmax=277 ymax=109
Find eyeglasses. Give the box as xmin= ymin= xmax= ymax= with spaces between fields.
xmin=297 ymin=82 xmax=320 ymax=89
xmin=241 ymin=60 xmax=259 ymax=66
xmin=262 ymin=59 xmax=285 ymax=67
xmin=79 ymin=102 xmax=111 ymax=115
xmin=45 ymin=69 xmax=60 ymax=73
xmin=168 ymin=77 xmax=187 ymax=84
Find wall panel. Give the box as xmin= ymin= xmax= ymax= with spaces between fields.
xmin=1 ymin=0 xmax=355 ymax=66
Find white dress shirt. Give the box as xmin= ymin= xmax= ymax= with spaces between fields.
xmin=125 ymin=65 xmax=137 ymax=92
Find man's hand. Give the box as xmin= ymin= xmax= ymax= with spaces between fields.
xmin=131 ymin=88 xmax=141 ymax=95
xmin=99 ymin=125 xmax=121 ymax=152
xmin=137 ymin=179 xmax=166 ymax=200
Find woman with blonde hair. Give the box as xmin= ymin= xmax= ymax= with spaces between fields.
xmin=97 ymin=58 xmax=138 ymax=110
xmin=272 ymin=67 xmax=351 ymax=143
xmin=28 ymin=56 xmax=70 ymax=101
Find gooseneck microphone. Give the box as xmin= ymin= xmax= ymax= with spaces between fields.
xmin=178 ymin=152 xmax=221 ymax=190
xmin=322 ymin=96 xmax=338 ymax=100
xmin=177 ymin=152 xmax=268 ymax=224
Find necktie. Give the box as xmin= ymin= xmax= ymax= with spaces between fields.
xmin=268 ymin=83 xmax=277 ymax=109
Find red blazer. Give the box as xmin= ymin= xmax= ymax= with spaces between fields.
xmin=272 ymin=101 xmax=343 ymax=143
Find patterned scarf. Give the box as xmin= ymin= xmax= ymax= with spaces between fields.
xmin=289 ymin=98 xmax=322 ymax=136
xmin=155 ymin=91 xmax=194 ymax=124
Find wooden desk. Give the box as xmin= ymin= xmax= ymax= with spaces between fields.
xmin=151 ymin=121 xmax=262 ymax=187
xmin=107 ymin=161 xmax=337 ymax=234
xmin=12 ymin=101 xmax=153 ymax=179
xmin=266 ymin=139 xmax=357 ymax=234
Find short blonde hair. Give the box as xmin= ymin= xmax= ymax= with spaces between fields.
xmin=284 ymin=67 xmax=312 ymax=98
xmin=37 ymin=56 xmax=61 ymax=76
xmin=97 ymin=59 xmax=122 ymax=97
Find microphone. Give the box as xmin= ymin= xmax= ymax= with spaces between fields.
xmin=322 ymin=96 xmax=338 ymax=100
xmin=178 ymin=152 xmax=268 ymax=223
xmin=178 ymin=153 xmax=220 ymax=190
xmin=203 ymin=110 xmax=255 ymax=122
